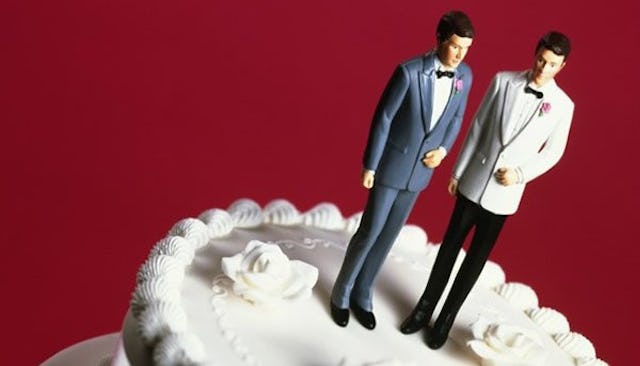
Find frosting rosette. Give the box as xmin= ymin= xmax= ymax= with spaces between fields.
xmin=494 ymin=282 xmax=539 ymax=310
xmin=221 ymin=240 xmax=319 ymax=305
xmin=152 ymin=332 xmax=206 ymax=366
xmin=467 ymin=317 xmax=549 ymax=366
xmin=198 ymin=208 xmax=234 ymax=238
xmin=168 ymin=218 xmax=210 ymax=249
xmin=344 ymin=212 xmax=363 ymax=234
xmin=227 ymin=198 xmax=263 ymax=228
xmin=302 ymin=202 xmax=345 ymax=230
xmin=150 ymin=236 xmax=195 ymax=265
xmin=263 ymin=199 xmax=302 ymax=225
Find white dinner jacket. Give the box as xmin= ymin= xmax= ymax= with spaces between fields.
xmin=453 ymin=70 xmax=574 ymax=215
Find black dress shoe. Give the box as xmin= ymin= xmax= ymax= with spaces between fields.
xmin=350 ymin=302 xmax=376 ymax=330
xmin=400 ymin=309 xmax=429 ymax=334
xmin=400 ymin=298 xmax=435 ymax=334
xmin=330 ymin=301 xmax=349 ymax=327
xmin=426 ymin=313 xmax=455 ymax=349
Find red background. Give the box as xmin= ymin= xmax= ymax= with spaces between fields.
xmin=3 ymin=1 xmax=638 ymax=365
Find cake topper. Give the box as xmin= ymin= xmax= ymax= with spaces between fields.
xmin=330 ymin=10 xmax=476 ymax=330
xmin=400 ymin=31 xmax=574 ymax=350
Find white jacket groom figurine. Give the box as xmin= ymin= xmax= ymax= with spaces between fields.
xmin=400 ymin=31 xmax=574 ymax=350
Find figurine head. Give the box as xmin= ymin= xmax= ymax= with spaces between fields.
xmin=435 ymin=10 xmax=475 ymax=69
xmin=530 ymin=31 xmax=571 ymax=87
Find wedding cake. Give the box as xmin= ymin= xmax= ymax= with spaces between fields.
xmin=112 ymin=198 xmax=607 ymax=366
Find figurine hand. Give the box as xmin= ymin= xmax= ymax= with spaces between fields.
xmin=447 ymin=178 xmax=458 ymax=196
xmin=494 ymin=168 xmax=517 ymax=186
xmin=422 ymin=149 xmax=445 ymax=168
xmin=362 ymin=169 xmax=375 ymax=189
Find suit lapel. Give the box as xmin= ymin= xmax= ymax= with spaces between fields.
xmin=500 ymin=72 xmax=527 ymax=146
xmin=419 ymin=53 xmax=436 ymax=133
xmin=419 ymin=52 xmax=466 ymax=135
xmin=502 ymin=75 xmax=558 ymax=147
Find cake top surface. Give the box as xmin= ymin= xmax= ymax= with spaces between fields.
xmin=123 ymin=198 xmax=607 ymax=366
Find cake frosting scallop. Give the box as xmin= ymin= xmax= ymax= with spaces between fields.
xmin=112 ymin=198 xmax=607 ymax=366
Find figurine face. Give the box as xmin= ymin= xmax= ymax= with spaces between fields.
xmin=530 ymin=49 xmax=566 ymax=87
xmin=437 ymin=34 xmax=473 ymax=69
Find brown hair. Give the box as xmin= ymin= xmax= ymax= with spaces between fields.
xmin=536 ymin=31 xmax=572 ymax=61
xmin=436 ymin=11 xmax=475 ymax=44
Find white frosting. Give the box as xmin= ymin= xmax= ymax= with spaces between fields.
xmin=344 ymin=212 xmax=363 ymax=234
xmin=169 ymin=218 xmax=210 ymax=249
xmin=150 ymin=236 xmax=195 ymax=265
xmin=263 ymin=199 xmax=302 ymax=225
xmin=131 ymin=276 xmax=181 ymax=317
xmin=477 ymin=260 xmax=506 ymax=288
xmin=198 ymin=208 xmax=234 ymax=238
xmin=391 ymin=225 xmax=428 ymax=254
xmin=553 ymin=332 xmax=596 ymax=360
xmin=576 ymin=357 xmax=609 ymax=366
xmin=152 ymin=332 xmax=207 ymax=366
xmin=494 ymin=282 xmax=539 ymax=311
xmin=525 ymin=307 xmax=570 ymax=334
xmin=120 ymin=198 xmax=606 ymax=366
xmin=221 ymin=240 xmax=319 ymax=305
xmin=138 ymin=301 xmax=188 ymax=345
xmin=227 ymin=199 xmax=263 ymax=228
xmin=467 ymin=317 xmax=548 ymax=366
xmin=302 ymin=202 xmax=345 ymax=230
xmin=136 ymin=254 xmax=185 ymax=287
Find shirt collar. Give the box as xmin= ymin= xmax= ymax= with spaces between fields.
xmin=434 ymin=56 xmax=456 ymax=73
xmin=526 ymin=70 xmax=556 ymax=93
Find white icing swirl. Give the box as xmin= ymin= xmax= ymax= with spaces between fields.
xmin=169 ymin=218 xmax=210 ymax=249
xmin=494 ymin=282 xmax=539 ymax=310
xmin=150 ymin=236 xmax=195 ymax=265
xmin=131 ymin=276 xmax=181 ymax=317
xmin=263 ymin=199 xmax=302 ymax=225
xmin=576 ymin=357 xmax=609 ymax=366
xmin=137 ymin=254 xmax=185 ymax=287
xmin=138 ymin=300 xmax=188 ymax=345
xmin=467 ymin=317 xmax=549 ymax=366
xmin=524 ymin=307 xmax=570 ymax=334
xmin=152 ymin=332 xmax=206 ymax=366
xmin=302 ymin=202 xmax=344 ymax=230
xmin=344 ymin=212 xmax=363 ymax=234
xmin=198 ymin=208 xmax=234 ymax=238
xmin=477 ymin=260 xmax=506 ymax=289
xmin=221 ymin=240 xmax=319 ymax=305
xmin=553 ymin=332 xmax=596 ymax=359
xmin=392 ymin=225 xmax=428 ymax=254
xmin=227 ymin=198 xmax=264 ymax=228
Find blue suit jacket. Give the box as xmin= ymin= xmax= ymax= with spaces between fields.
xmin=363 ymin=52 xmax=473 ymax=192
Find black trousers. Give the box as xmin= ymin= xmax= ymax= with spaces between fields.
xmin=420 ymin=194 xmax=508 ymax=323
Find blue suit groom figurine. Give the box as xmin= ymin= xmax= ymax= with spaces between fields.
xmin=330 ymin=11 xmax=476 ymax=329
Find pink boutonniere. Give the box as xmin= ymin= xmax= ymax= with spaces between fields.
xmin=539 ymin=102 xmax=551 ymax=117
xmin=453 ymin=78 xmax=463 ymax=95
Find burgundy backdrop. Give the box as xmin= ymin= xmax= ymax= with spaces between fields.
xmin=3 ymin=1 xmax=638 ymax=365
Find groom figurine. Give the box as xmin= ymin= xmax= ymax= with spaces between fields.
xmin=330 ymin=11 xmax=475 ymax=329
xmin=400 ymin=31 xmax=574 ymax=349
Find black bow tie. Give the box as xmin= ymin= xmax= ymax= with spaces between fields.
xmin=436 ymin=70 xmax=455 ymax=79
xmin=524 ymin=86 xmax=543 ymax=99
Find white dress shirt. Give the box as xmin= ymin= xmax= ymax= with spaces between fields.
xmin=430 ymin=57 xmax=454 ymax=131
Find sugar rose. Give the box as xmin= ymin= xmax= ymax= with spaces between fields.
xmin=221 ymin=240 xmax=318 ymax=305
